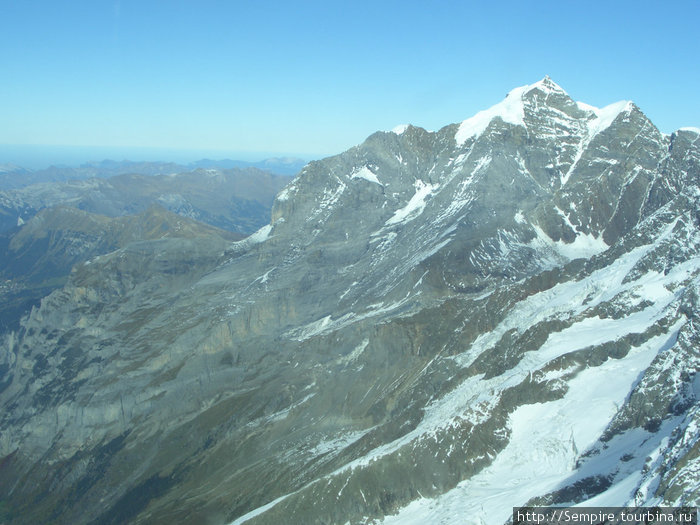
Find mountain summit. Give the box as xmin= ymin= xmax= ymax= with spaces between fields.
xmin=1 ymin=79 xmax=699 ymax=524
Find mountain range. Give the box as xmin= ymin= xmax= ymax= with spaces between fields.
xmin=0 ymin=157 xmax=306 ymax=190
xmin=0 ymin=167 xmax=290 ymax=235
xmin=0 ymin=77 xmax=699 ymax=524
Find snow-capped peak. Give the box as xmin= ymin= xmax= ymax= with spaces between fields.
xmin=455 ymin=86 xmax=527 ymax=146
xmin=584 ymin=100 xmax=634 ymax=136
xmin=528 ymin=75 xmax=568 ymax=95
xmin=391 ymin=124 xmax=410 ymax=135
xmin=560 ymin=100 xmax=633 ymax=186
xmin=454 ymin=77 xmax=569 ymax=146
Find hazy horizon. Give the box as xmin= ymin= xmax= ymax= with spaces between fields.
xmin=0 ymin=143 xmax=311 ymax=171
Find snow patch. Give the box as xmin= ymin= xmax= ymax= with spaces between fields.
xmin=350 ymin=166 xmax=382 ymax=185
xmin=276 ymin=181 xmax=299 ymax=202
xmin=588 ymin=100 xmax=633 ymax=136
xmin=228 ymin=494 xmax=293 ymax=525
xmin=385 ymin=180 xmax=438 ymax=226
xmin=337 ymin=339 xmax=370 ymax=366
xmin=391 ymin=124 xmax=409 ymax=135
xmin=309 ymin=428 xmax=374 ymax=457
xmin=228 ymin=224 xmax=273 ymax=253
xmin=531 ymin=224 xmax=608 ymax=260
xmin=247 ymin=224 xmax=272 ymax=244
xmin=308 ymin=178 xmax=347 ymax=221
xmin=294 ymin=315 xmax=332 ymax=340
xmin=455 ymin=84 xmax=529 ymax=145
xmin=556 ymin=232 xmax=609 ymax=260
xmin=254 ymin=268 xmax=275 ymax=285
xmin=288 ymin=296 xmax=413 ymax=342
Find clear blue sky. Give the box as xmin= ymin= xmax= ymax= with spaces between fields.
xmin=2 ymin=0 xmax=699 ymax=166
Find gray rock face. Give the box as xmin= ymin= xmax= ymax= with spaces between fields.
xmin=1 ymin=78 xmax=699 ymax=524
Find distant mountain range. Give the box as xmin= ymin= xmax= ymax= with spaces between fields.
xmin=0 ymin=156 xmax=306 ymax=190
xmin=0 ymin=167 xmax=291 ymax=234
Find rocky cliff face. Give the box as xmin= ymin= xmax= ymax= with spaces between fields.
xmin=1 ymin=78 xmax=699 ymax=524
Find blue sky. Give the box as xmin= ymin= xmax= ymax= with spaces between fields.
xmin=2 ymin=1 xmax=699 ymax=166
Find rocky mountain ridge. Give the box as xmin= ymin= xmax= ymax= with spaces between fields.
xmin=0 ymin=77 xmax=699 ymax=524
xmin=0 ymin=205 xmax=240 ymax=334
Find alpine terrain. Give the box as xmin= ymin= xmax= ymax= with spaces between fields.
xmin=1 ymin=77 xmax=699 ymax=524
xmin=0 ymin=167 xmax=288 ymax=344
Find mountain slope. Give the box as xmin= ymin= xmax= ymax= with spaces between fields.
xmin=0 ymin=78 xmax=699 ymax=525
xmin=0 ymin=205 xmax=241 ymax=334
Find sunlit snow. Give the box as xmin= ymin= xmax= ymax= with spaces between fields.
xmin=385 ymin=180 xmax=438 ymax=225
xmin=382 ymin=324 xmax=685 ymax=525
xmin=228 ymin=223 xmax=273 ymax=253
xmin=455 ymin=84 xmax=529 ymax=146
xmin=530 ymin=224 xmax=609 ymax=260
xmin=391 ymin=124 xmax=410 ymax=135
xmin=350 ymin=166 xmax=382 ymax=185
xmin=246 ymin=224 xmax=272 ymax=244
